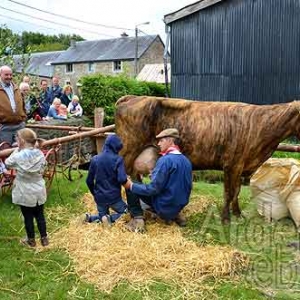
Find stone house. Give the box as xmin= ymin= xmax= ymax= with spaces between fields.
xmin=14 ymin=35 xmax=165 ymax=91
xmin=50 ymin=35 xmax=165 ymax=90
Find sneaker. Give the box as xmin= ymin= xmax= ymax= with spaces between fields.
xmin=84 ymin=213 xmax=91 ymax=223
xmin=20 ymin=237 xmax=36 ymax=247
xmin=173 ymin=212 xmax=187 ymax=227
xmin=41 ymin=236 xmax=49 ymax=247
xmin=101 ymin=215 xmax=112 ymax=227
xmin=125 ymin=217 xmax=145 ymax=233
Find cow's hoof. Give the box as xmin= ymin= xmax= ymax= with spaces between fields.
xmin=232 ymin=208 xmax=242 ymax=218
xmin=232 ymin=212 xmax=241 ymax=218
xmin=222 ymin=218 xmax=230 ymax=225
xmin=287 ymin=241 xmax=300 ymax=250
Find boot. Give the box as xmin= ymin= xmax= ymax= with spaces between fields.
xmin=101 ymin=215 xmax=112 ymax=227
xmin=125 ymin=217 xmax=145 ymax=233
xmin=20 ymin=237 xmax=36 ymax=247
xmin=41 ymin=236 xmax=49 ymax=247
xmin=173 ymin=212 xmax=187 ymax=227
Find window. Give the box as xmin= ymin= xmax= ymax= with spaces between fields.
xmin=113 ymin=60 xmax=122 ymax=72
xmin=88 ymin=62 xmax=95 ymax=73
xmin=65 ymin=80 xmax=71 ymax=85
xmin=66 ymin=63 xmax=73 ymax=73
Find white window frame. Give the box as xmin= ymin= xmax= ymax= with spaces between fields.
xmin=112 ymin=60 xmax=122 ymax=73
xmin=87 ymin=62 xmax=95 ymax=73
xmin=66 ymin=63 xmax=74 ymax=73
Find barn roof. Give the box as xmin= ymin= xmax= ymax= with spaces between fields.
xmin=51 ymin=35 xmax=160 ymax=64
xmin=137 ymin=63 xmax=171 ymax=84
xmin=164 ymin=0 xmax=225 ymax=25
xmin=14 ymin=51 xmax=63 ymax=78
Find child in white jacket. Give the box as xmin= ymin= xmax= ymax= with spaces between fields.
xmin=5 ymin=128 xmax=49 ymax=247
xmin=67 ymin=95 xmax=83 ymax=117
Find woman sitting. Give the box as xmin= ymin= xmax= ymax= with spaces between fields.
xmin=46 ymin=98 xmax=67 ymax=120
xmin=60 ymin=84 xmax=73 ymax=106
xmin=67 ymin=95 xmax=83 ymax=117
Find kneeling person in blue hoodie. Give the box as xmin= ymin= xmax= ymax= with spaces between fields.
xmin=85 ymin=134 xmax=128 ymax=225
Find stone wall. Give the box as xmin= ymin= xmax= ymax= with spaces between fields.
xmin=29 ymin=117 xmax=97 ymax=164
xmin=139 ymin=37 xmax=165 ymax=69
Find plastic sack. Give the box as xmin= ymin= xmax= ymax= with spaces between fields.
xmin=250 ymin=158 xmax=300 ymax=224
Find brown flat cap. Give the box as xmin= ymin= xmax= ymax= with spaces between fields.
xmin=156 ymin=128 xmax=180 ymax=139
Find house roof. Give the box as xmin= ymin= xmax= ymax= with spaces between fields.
xmin=14 ymin=51 xmax=63 ymax=78
xmin=137 ymin=63 xmax=170 ymax=84
xmin=51 ymin=35 xmax=161 ymax=64
xmin=164 ymin=0 xmax=224 ymax=24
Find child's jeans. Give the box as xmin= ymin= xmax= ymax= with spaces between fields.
xmin=89 ymin=199 xmax=127 ymax=223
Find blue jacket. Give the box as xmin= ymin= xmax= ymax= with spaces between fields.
xmin=49 ymin=85 xmax=62 ymax=102
xmin=39 ymin=88 xmax=51 ymax=117
xmin=47 ymin=106 xmax=67 ymax=120
xmin=131 ymin=153 xmax=192 ymax=220
xmin=86 ymin=135 xmax=127 ymax=205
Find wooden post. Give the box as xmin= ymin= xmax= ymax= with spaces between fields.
xmin=94 ymin=107 xmax=105 ymax=153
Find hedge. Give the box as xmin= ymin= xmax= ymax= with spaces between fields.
xmin=80 ymin=74 xmax=168 ymax=125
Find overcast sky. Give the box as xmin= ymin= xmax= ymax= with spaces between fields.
xmin=0 ymin=0 xmax=196 ymax=42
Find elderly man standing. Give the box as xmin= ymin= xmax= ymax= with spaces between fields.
xmin=124 ymin=128 xmax=193 ymax=232
xmin=0 ymin=66 xmax=26 ymax=144
xmin=49 ymin=76 xmax=62 ymax=103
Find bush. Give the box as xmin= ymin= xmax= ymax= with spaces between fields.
xmin=80 ymin=74 xmax=167 ymax=125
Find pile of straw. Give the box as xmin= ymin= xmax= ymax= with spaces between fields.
xmin=49 ymin=193 xmax=248 ymax=293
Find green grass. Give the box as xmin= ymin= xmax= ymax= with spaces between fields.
xmin=1 ymin=173 xmax=300 ymax=299
xmin=187 ymin=182 xmax=300 ymax=299
xmin=273 ymin=151 xmax=300 ymax=160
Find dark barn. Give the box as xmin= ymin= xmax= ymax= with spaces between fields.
xmin=164 ymin=0 xmax=300 ymax=104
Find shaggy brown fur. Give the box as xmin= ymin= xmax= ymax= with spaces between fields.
xmin=115 ymin=95 xmax=300 ymax=223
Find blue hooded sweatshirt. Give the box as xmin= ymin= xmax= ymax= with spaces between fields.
xmin=86 ymin=134 xmax=127 ymax=205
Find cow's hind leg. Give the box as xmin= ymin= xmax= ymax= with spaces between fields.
xmin=222 ymin=169 xmax=232 ymax=224
xmin=222 ymin=168 xmax=243 ymax=223
xmin=231 ymin=177 xmax=242 ymax=217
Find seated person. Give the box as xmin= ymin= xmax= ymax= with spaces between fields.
xmin=58 ymin=104 xmax=68 ymax=118
xmin=60 ymin=84 xmax=73 ymax=106
xmin=67 ymin=95 xmax=83 ymax=117
xmin=46 ymin=98 xmax=67 ymax=120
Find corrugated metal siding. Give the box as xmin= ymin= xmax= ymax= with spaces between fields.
xmin=170 ymin=0 xmax=300 ymax=104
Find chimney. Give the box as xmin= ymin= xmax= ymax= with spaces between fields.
xmin=70 ymin=39 xmax=76 ymax=48
xmin=121 ymin=32 xmax=129 ymax=37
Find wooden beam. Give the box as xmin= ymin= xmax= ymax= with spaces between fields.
xmin=0 ymin=124 xmax=115 ymax=158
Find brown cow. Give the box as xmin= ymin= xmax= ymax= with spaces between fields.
xmin=115 ymin=95 xmax=300 ymax=223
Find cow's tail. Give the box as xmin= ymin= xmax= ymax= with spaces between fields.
xmin=115 ymin=95 xmax=135 ymax=107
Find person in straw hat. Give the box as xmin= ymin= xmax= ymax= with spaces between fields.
xmin=124 ymin=128 xmax=193 ymax=232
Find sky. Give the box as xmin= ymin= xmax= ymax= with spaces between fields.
xmin=0 ymin=0 xmax=196 ymax=43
